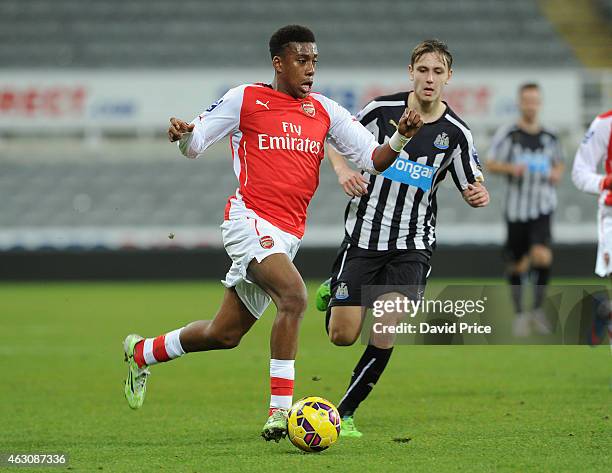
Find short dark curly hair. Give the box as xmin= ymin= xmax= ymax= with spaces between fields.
xmin=269 ymin=25 xmax=316 ymax=58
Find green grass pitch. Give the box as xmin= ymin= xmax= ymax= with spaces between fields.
xmin=1 ymin=280 xmax=610 ymax=472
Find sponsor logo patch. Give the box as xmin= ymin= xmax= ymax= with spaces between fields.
xmin=517 ymin=152 xmax=551 ymax=175
xmin=205 ymin=99 xmax=223 ymax=113
xmin=382 ymin=157 xmax=436 ymax=190
xmin=259 ymin=235 xmax=274 ymax=249
xmin=472 ymin=147 xmax=482 ymax=167
xmin=302 ymin=101 xmax=315 ymax=117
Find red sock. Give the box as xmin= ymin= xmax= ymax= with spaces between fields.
xmin=134 ymin=341 xmax=146 ymax=368
xmin=132 ymin=328 xmax=186 ymax=369
xmin=269 ymin=359 xmax=295 ymax=415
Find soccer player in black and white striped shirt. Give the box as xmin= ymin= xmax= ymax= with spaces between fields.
xmin=315 ymin=40 xmax=489 ymax=437
xmin=486 ymin=83 xmax=564 ymax=337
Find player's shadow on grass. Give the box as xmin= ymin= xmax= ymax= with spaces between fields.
xmin=282 ymin=450 xmax=339 ymax=456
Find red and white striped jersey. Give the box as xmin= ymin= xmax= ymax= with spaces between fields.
xmin=178 ymin=83 xmax=380 ymax=238
xmin=572 ymin=110 xmax=612 ymax=206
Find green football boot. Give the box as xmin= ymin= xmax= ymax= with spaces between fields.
xmin=123 ymin=334 xmax=150 ymax=410
xmin=340 ymin=416 xmax=363 ymax=438
xmin=315 ymin=278 xmax=332 ymax=312
xmin=261 ymin=409 xmax=288 ymax=442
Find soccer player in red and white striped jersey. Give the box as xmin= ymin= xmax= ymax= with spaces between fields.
xmin=122 ymin=25 xmax=424 ymax=442
xmin=572 ymin=110 xmax=612 ymax=350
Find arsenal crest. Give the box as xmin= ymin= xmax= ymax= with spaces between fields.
xmin=302 ymin=101 xmax=315 ymax=117
xmin=259 ymin=235 xmax=274 ymax=249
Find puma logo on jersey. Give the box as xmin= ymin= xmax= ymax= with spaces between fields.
xmin=389 ymin=119 xmax=399 ymax=129
xmin=256 ymin=100 xmax=270 ymax=110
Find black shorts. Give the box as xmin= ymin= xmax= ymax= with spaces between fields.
xmin=505 ymin=214 xmax=552 ymax=261
xmin=328 ymin=240 xmax=431 ymax=308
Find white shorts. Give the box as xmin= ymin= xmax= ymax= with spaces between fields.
xmin=596 ymin=208 xmax=612 ymax=277
xmin=221 ymin=216 xmax=301 ymax=318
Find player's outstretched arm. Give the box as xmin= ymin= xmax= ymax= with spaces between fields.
xmin=486 ymin=160 xmax=525 ymax=177
xmin=326 ymin=145 xmax=369 ymax=197
xmin=372 ymin=109 xmax=423 ymax=172
xmin=462 ymin=181 xmax=489 ymax=208
xmin=168 ymin=117 xmax=195 ymax=142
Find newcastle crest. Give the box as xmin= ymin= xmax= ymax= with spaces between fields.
xmin=335 ymin=282 xmax=349 ymax=300
xmin=434 ymin=132 xmax=450 ymax=150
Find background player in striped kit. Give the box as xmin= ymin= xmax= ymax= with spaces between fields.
xmin=315 ymin=40 xmax=489 ymax=437
xmin=486 ymin=83 xmax=564 ymax=337
xmin=122 ymin=24 xmax=424 ymax=443
xmin=571 ymin=110 xmax=612 ymax=350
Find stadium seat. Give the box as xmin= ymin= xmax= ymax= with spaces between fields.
xmin=0 ymin=0 xmax=578 ymax=68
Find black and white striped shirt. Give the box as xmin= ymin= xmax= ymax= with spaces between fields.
xmin=341 ymin=91 xmax=483 ymax=251
xmin=487 ymin=124 xmax=563 ymax=222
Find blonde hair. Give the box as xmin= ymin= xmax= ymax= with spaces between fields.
xmin=411 ymin=39 xmax=453 ymax=70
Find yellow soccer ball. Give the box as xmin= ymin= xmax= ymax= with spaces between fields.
xmin=287 ymin=396 xmax=341 ymax=453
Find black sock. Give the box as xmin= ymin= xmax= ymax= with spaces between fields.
xmin=532 ymin=266 xmax=550 ymax=309
xmin=337 ymin=345 xmax=393 ymax=417
xmin=508 ymin=273 xmax=524 ymax=314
